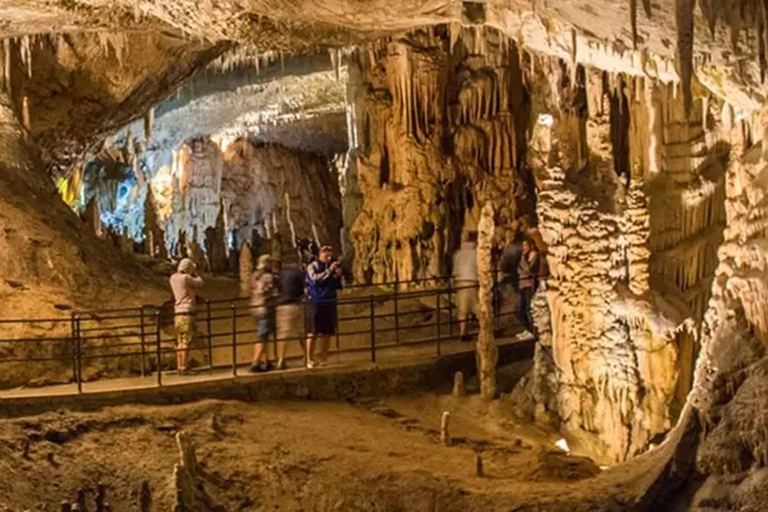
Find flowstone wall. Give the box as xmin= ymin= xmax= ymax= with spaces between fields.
xmin=509 ymin=56 xmax=735 ymax=464
xmin=346 ymin=26 xmax=534 ymax=284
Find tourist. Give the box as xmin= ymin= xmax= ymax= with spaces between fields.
xmin=249 ymin=254 xmax=279 ymax=372
xmin=275 ymin=258 xmax=306 ymax=370
xmin=305 ymin=245 xmax=343 ymax=368
xmin=169 ymin=258 xmax=204 ymax=373
xmin=517 ymin=238 xmax=540 ymax=333
xmin=452 ymin=231 xmax=479 ymax=341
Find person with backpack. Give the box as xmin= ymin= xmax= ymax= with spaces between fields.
xmin=249 ymin=254 xmax=279 ymax=372
xmin=169 ymin=258 xmax=204 ymax=373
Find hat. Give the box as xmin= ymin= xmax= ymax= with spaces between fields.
xmin=178 ymin=258 xmax=196 ymax=274
xmin=256 ymin=254 xmax=272 ymax=270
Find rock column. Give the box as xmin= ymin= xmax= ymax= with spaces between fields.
xmin=476 ymin=202 xmax=497 ymax=401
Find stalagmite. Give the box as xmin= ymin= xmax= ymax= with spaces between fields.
xmin=452 ymin=371 xmax=465 ymax=397
xmin=440 ymin=411 xmax=451 ymax=446
xmin=239 ymin=241 xmax=252 ymax=296
xmin=476 ymin=202 xmax=497 ymax=401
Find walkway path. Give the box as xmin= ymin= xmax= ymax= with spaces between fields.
xmin=0 ymin=333 xmax=533 ymax=402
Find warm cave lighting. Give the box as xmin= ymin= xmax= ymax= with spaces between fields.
xmin=555 ymin=438 xmax=570 ymax=454
xmin=537 ymin=113 xmax=554 ymax=126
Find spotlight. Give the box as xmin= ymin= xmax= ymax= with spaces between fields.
xmin=537 ymin=113 xmax=554 ymax=126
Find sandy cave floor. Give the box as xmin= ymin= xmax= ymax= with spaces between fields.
xmin=0 ymin=382 xmax=671 ymax=511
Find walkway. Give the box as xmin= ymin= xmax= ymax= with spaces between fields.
xmin=0 ymin=333 xmax=532 ymax=400
xmin=0 ymin=277 xmax=532 ymax=413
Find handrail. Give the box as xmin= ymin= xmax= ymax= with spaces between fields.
xmin=0 ymin=274 xmax=529 ymax=397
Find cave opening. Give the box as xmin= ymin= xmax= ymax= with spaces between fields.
xmin=0 ymin=3 xmax=767 ymax=510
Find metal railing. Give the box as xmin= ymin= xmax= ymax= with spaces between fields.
xmin=0 ymin=273 xmax=520 ymax=396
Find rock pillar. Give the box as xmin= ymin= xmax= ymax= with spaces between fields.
xmin=476 ymin=202 xmax=497 ymax=401
xmin=239 ymin=242 xmax=253 ymax=296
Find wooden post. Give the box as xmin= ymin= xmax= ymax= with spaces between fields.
xmin=477 ymin=203 xmax=498 ymax=401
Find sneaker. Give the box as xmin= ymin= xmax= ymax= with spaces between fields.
xmin=306 ymin=360 xmax=317 ymax=369
xmin=264 ymin=360 xmax=274 ymax=371
xmin=248 ymin=362 xmax=268 ymax=373
xmin=460 ymin=334 xmax=473 ymax=342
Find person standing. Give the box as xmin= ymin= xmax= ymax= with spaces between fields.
xmin=249 ymin=254 xmax=279 ymax=372
xmin=169 ymin=258 xmax=204 ymax=373
xmin=275 ymin=259 xmax=306 ymax=370
xmin=305 ymin=245 xmax=342 ymax=368
xmin=452 ymin=232 xmax=479 ymax=341
xmin=517 ymin=238 xmax=540 ymax=333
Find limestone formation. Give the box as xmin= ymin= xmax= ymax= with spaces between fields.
xmin=347 ymin=26 xmax=534 ymax=284
xmin=452 ymin=371 xmax=465 ymax=397
xmin=239 ymin=242 xmax=253 ymax=297
xmin=476 ymin=202 xmax=498 ymax=402
xmin=1 ymin=1 xmax=768 ymax=508
xmin=440 ymin=411 xmax=451 ymax=446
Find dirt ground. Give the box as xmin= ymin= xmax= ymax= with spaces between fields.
xmin=0 ymin=377 xmax=671 ymax=511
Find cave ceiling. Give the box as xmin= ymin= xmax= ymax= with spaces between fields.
xmin=4 ymin=0 xmax=766 ymax=176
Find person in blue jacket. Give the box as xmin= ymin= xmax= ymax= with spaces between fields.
xmin=305 ymin=245 xmax=343 ymax=368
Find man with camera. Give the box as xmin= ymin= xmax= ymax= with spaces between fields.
xmin=305 ymin=245 xmax=343 ymax=368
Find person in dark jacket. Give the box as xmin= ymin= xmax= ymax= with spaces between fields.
xmin=305 ymin=245 xmax=342 ymax=368
xmin=275 ymin=259 xmax=306 ymax=370
xmin=517 ymin=238 xmax=540 ymax=332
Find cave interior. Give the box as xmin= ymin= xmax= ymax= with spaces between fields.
xmin=0 ymin=0 xmax=767 ymax=510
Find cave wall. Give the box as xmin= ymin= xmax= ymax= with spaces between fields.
xmin=663 ymin=113 xmax=768 ymax=510
xmin=86 ymin=137 xmax=343 ymax=268
xmin=513 ymin=54 xmax=737 ymax=464
xmin=346 ymin=26 xmax=534 ymax=284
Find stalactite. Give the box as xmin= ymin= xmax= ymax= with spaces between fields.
xmin=144 ymin=107 xmax=154 ymax=142
xmin=630 ymin=0 xmax=639 ymax=48
xmin=676 ymin=0 xmax=695 ymax=118
xmin=698 ymin=0 xmax=719 ymax=37
xmin=643 ymin=0 xmax=653 ymax=17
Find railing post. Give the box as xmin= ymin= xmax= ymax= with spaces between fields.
xmin=302 ymin=299 xmax=308 ymax=367
xmin=393 ymin=278 xmax=400 ymax=344
xmin=335 ymin=301 xmax=340 ymax=351
xmin=369 ymin=295 xmax=376 ymax=363
xmin=231 ymin=304 xmax=238 ymax=377
xmin=492 ymin=269 xmax=499 ymax=329
xmin=447 ymin=281 xmax=454 ymax=338
xmin=70 ymin=312 xmax=78 ymax=384
xmin=139 ymin=306 xmax=146 ymax=378
xmin=206 ymin=299 xmax=213 ymax=370
xmin=155 ymin=312 xmax=163 ymax=387
xmin=436 ymin=289 xmax=442 ymax=357
xmin=75 ymin=316 xmax=83 ymax=394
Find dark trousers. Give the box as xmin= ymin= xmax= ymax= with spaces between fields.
xmin=518 ymin=285 xmax=535 ymax=332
